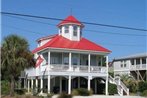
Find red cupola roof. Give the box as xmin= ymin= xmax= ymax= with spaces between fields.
xmin=57 ymin=15 xmax=84 ymax=27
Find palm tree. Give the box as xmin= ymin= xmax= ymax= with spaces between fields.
xmin=1 ymin=34 xmax=35 ymax=96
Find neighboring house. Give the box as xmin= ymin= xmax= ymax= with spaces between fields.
xmin=108 ymin=62 xmax=114 ymax=74
xmin=113 ymin=53 xmax=147 ymax=81
xmin=21 ymin=15 xmax=112 ymax=95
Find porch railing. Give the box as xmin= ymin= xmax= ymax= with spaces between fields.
xmin=72 ymin=65 xmax=88 ymax=72
xmin=49 ymin=64 xmax=107 ymax=73
xmin=130 ymin=64 xmax=146 ymax=70
xmin=50 ymin=64 xmax=69 ymax=71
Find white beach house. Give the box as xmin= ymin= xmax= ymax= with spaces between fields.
xmin=22 ymin=15 xmax=112 ymax=95
xmin=113 ymin=53 xmax=147 ymax=81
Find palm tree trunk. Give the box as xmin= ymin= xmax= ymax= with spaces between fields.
xmin=10 ymin=76 xmax=15 ymax=96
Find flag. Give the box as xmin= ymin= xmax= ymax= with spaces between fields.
xmin=35 ymin=55 xmax=44 ymax=67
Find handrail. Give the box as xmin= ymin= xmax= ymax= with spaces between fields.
xmin=109 ymin=76 xmax=129 ymax=96
xmin=114 ymin=76 xmax=129 ymax=96
xmin=120 ymin=81 xmax=128 ymax=92
xmin=117 ymin=86 xmax=123 ymax=96
xmin=108 ymin=75 xmax=115 ymax=83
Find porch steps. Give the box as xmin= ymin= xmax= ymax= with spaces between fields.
xmin=108 ymin=75 xmax=129 ymax=96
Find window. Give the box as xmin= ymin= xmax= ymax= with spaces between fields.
xmin=38 ymin=41 xmax=41 ymax=47
xmin=72 ymin=58 xmax=78 ymax=65
xmin=73 ymin=26 xmax=78 ymax=36
xmin=59 ymin=27 xmax=62 ymax=34
xmin=131 ymin=59 xmax=134 ymax=65
xmin=42 ymin=52 xmax=48 ymax=65
xmin=72 ymin=54 xmax=78 ymax=65
xmin=124 ymin=61 xmax=127 ymax=67
xmin=64 ymin=25 xmax=69 ymax=33
xmin=50 ymin=53 xmax=62 ymax=64
xmin=136 ymin=58 xmax=140 ymax=65
xmin=121 ymin=61 xmax=123 ymax=67
xmin=63 ymin=53 xmax=69 ymax=65
xmin=142 ymin=58 xmax=146 ymax=64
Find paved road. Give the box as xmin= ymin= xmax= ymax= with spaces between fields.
xmin=52 ymin=95 xmax=146 ymax=98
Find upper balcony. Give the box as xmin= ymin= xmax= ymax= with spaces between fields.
xmin=34 ymin=51 xmax=109 ymax=76
xmin=130 ymin=57 xmax=147 ymax=71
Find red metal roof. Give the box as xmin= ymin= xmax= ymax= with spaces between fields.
xmin=57 ymin=15 xmax=84 ymax=27
xmin=32 ymin=35 xmax=111 ymax=53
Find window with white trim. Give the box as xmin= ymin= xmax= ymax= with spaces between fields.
xmin=64 ymin=25 xmax=69 ymax=33
xmin=73 ymin=25 xmax=78 ymax=36
xmin=136 ymin=58 xmax=140 ymax=65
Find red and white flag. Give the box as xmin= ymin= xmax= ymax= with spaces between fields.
xmin=35 ymin=55 xmax=44 ymax=67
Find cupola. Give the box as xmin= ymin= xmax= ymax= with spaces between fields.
xmin=57 ymin=15 xmax=84 ymax=41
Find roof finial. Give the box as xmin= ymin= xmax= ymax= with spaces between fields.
xmin=70 ymin=8 xmax=72 ymax=15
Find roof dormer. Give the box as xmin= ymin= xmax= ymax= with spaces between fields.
xmin=57 ymin=15 xmax=84 ymax=41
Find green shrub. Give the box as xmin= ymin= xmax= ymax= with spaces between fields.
xmin=127 ymin=80 xmax=138 ymax=93
xmin=58 ymin=92 xmax=72 ymax=98
xmin=38 ymin=96 xmax=44 ymax=98
xmin=1 ymin=80 xmax=10 ymax=95
xmin=71 ymin=89 xmax=79 ymax=96
xmin=71 ymin=88 xmax=93 ymax=96
xmin=108 ymin=83 xmax=117 ymax=95
xmin=109 ymin=72 xmax=114 ymax=77
xmin=141 ymin=90 xmax=147 ymax=96
xmin=138 ymin=81 xmax=147 ymax=92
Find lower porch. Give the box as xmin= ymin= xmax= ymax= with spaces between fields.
xmin=25 ymin=75 xmax=108 ymax=95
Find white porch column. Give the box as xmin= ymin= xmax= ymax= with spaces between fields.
xmin=27 ymin=79 xmax=30 ymax=92
xmin=68 ymin=75 xmax=71 ymax=94
xmin=140 ymin=58 xmax=142 ymax=68
xmin=88 ymin=54 xmax=91 ymax=72
xmin=88 ymin=76 xmax=91 ymax=90
xmin=69 ymin=52 xmax=72 ymax=70
xmin=48 ymin=75 xmax=50 ymax=93
xmin=48 ymin=51 xmax=51 ymax=70
xmin=48 ymin=51 xmax=51 ymax=93
xmin=60 ymin=77 xmax=62 ymax=93
xmin=35 ymin=79 xmax=38 ymax=89
xmin=31 ymin=79 xmax=33 ymax=90
xmin=105 ymin=56 xmax=108 ymax=95
xmin=105 ymin=76 xmax=108 ymax=95
xmin=40 ymin=78 xmax=43 ymax=94
xmin=134 ymin=59 xmax=136 ymax=66
xmin=78 ymin=77 xmax=80 ymax=88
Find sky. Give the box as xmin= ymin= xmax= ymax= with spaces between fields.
xmin=1 ymin=0 xmax=147 ymax=61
